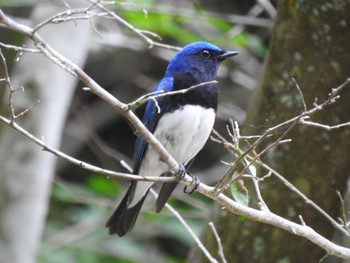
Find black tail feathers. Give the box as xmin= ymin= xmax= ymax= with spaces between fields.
xmin=155 ymin=182 xmax=179 ymax=213
xmin=106 ymin=186 xmax=149 ymax=237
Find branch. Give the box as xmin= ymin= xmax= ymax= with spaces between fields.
xmin=300 ymin=119 xmax=350 ymax=131
xmin=0 ymin=42 xmax=40 ymax=53
xmin=218 ymin=118 xmax=297 ymax=194
xmin=214 ymin=77 xmax=350 ymax=192
xmin=211 ymin=112 xmax=350 ymax=236
xmin=118 ymin=4 xmax=273 ymax=28
xmin=2 ymin=116 xmax=350 ymax=259
xmin=255 ymin=159 xmax=350 ymax=237
xmin=124 ymin=80 xmax=218 ymax=111
xmin=150 ymin=189 xmax=219 ymax=263
xmin=292 ymin=77 xmax=307 ymax=112
xmin=0 ymin=115 xmax=177 ymax=184
xmin=86 ymin=0 xmax=181 ymax=50
xmin=2 ymin=8 xmax=350 ymax=260
xmin=208 ymin=222 xmax=227 ymax=263
xmin=0 ymin=8 xmax=183 ymax=175
xmin=196 ymin=182 xmax=350 ymax=259
xmin=33 ymin=7 xmax=109 ymax=32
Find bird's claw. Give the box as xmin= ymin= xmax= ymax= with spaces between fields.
xmin=176 ymin=164 xmax=187 ymax=181
xmin=175 ymin=164 xmax=200 ymax=194
xmin=184 ymin=176 xmax=200 ymax=194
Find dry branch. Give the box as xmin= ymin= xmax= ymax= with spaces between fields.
xmin=1 ymin=6 xmax=350 ymax=260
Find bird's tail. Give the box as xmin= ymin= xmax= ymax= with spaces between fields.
xmin=155 ymin=181 xmax=179 ymax=213
xmin=106 ymin=183 xmax=149 ymax=237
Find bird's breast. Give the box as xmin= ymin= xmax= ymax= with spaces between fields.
xmin=154 ymin=104 xmax=216 ymax=164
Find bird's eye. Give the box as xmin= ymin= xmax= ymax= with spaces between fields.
xmin=200 ymin=50 xmax=211 ymax=58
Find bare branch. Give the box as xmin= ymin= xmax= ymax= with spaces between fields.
xmin=256 ymin=0 xmax=277 ymax=18
xmin=0 ymin=42 xmax=40 ymax=53
xmin=251 ymin=175 xmax=269 ymax=211
xmin=210 ymin=80 xmax=350 ymax=235
xmin=87 ymin=0 xmax=181 ymax=50
xmin=292 ymin=77 xmax=307 ymax=112
xmin=0 ymin=48 xmax=11 ymax=85
xmin=0 ymin=114 xmax=177 ymax=184
xmin=150 ymin=190 xmax=219 ymax=263
xmin=0 ymin=8 xmax=182 ymax=176
xmin=118 ymin=4 xmax=273 ymax=28
xmin=214 ymin=77 xmax=350 ymax=192
xmin=217 ymin=118 xmax=296 ymax=194
xmin=337 ymin=191 xmax=350 ymax=234
xmin=299 ymin=215 xmax=307 ymax=226
xmin=14 ymin=99 xmax=41 ymax=120
xmin=208 ymin=222 xmax=227 ymax=263
xmin=252 ymin=159 xmax=350 ymax=236
xmin=300 ymin=119 xmax=350 ymax=131
xmin=124 ymin=80 xmax=218 ymax=111
xmin=196 ymin=182 xmax=350 ymax=259
xmin=2 ymin=8 xmax=350 ymax=260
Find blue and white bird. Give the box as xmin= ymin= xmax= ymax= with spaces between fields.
xmin=106 ymin=41 xmax=239 ymax=236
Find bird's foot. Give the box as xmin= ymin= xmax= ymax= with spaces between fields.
xmin=175 ymin=164 xmax=200 ymax=194
xmin=176 ymin=164 xmax=187 ymax=181
xmin=184 ymin=176 xmax=200 ymax=194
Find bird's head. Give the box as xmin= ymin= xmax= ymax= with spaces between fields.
xmin=165 ymin=41 xmax=239 ymax=81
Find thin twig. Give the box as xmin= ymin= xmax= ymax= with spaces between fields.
xmin=214 ymin=78 xmax=350 ymax=192
xmin=336 ymin=191 xmax=350 ymax=234
xmin=0 ymin=115 xmax=177 ymax=184
xmin=2 ymin=8 xmax=350 ymax=260
xmin=292 ymin=77 xmax=307 ymax=112
xmin=118 ymin=4 xmax=273 ymax=28
xmin=251 ymin=176 xmax=269 ymax=211
xmin=124 ymin=80 xmax=218 ymax=110
xmin=218 ymin=118 xmax=297 ymax=194
xmin=0 ymin=8 xmax=182 ymax=176
xmin=81 ymin=109 xmax=133 ymax=172
xmin=256 ymin=0 xmax=277 ymax=18
xmin=87 ymin=0 xmax=181 ymax=50
xmin=208 ymin=222 xmax=227 ymax=263
xmin=0 ymin=48 xmax=15 ymax=123
xmin=299 ymin=215 xmax=307 ymax=226
xmin=0 ymin=42 xmax=40 ymax=53
xmin=254 ymin=159 xmax=350 ymax=236
xmin=34 ymin=10 xmax=111 ymax=32
xmin=0 ymin=49 xmax=40 ymax=122
xmin=229 ymin=121 xmax=269 ymax=211
xmin=0 ymin=48 xmax=11 ymax=85
xmin=33 ymin=1 xmax=105 ymax=32
xmin=14 ymin=100 xmax=41 ymax=120
xmin=150 ymin=189 xmax=219 ymax=263
xmin=300 ymin=119 xmax=350 ymax=131
xmin=211 ymin=116 xmax=350 ymax=235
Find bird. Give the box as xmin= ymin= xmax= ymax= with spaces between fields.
xmin=106 ymin=41 xmax=239 ymax=236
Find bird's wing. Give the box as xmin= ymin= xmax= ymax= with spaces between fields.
xmin=106 ymin=77 xmax=173 ymax=235
xmin=133 ymin=77 xmax=174 ymax=174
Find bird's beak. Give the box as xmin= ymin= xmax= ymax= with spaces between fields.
xmin=216 ymin=51 xmax=239 ymax=61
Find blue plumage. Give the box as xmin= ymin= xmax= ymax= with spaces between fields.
xmin=106 ymin=41 xmax=239 ymax=236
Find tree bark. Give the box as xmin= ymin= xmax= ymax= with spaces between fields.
xmin=0 ymin=3 xmax=90 ymax=263
xmin=189 ymin=1 xmax=350 ymax=262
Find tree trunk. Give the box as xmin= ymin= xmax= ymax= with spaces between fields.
xmin=189 ymin=1 xmax=350 ymax=262
xmin=0 ymin=3 xmax=90 ymax=263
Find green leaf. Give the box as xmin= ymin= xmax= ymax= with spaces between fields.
xmin=119 ymin=10 xmax=198 ymax=42
xmin=86 ymin=175 xmax=119 ymax=196
xmin=230 ymin=179 xmax=249 ymax=206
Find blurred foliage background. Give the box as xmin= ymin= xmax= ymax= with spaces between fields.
xmin=2 ymin=0 xmax=350 ymax=262
xmin=0 ymin=0 xmax=270 ymax=262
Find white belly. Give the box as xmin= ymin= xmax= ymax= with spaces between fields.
xmin=129 ymin=105 xmax=216 ymax=206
